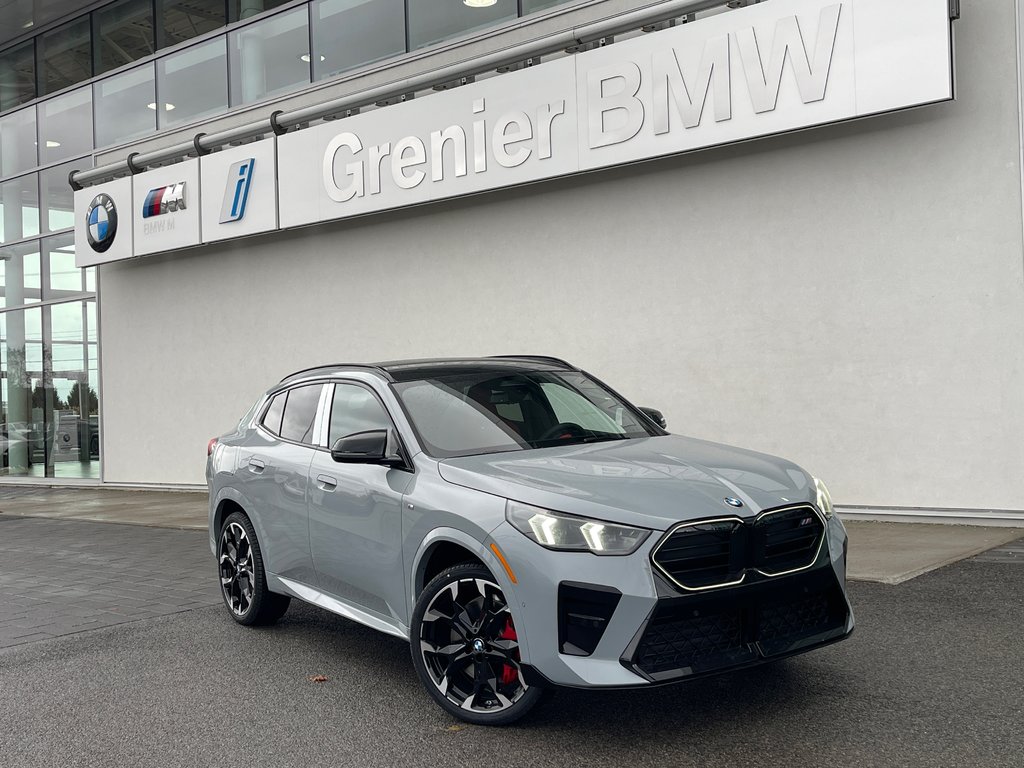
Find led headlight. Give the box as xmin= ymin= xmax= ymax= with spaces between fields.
xmin=505 ymin=500 xmax=650 ymax=555
xmin=814 ymin=477 xmax=835 ymax=519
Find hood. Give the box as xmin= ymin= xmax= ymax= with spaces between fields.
xmin=437 ymin=435 xmax=816 ymax=531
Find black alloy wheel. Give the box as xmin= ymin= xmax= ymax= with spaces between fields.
xmin=218 ymin=511 xmax=290 ymax=626
xmin=411 ymin=563 xmax=546 ymax=725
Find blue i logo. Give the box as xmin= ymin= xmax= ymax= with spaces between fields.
xmin=220 ymin=158 xmax=255 ymax=223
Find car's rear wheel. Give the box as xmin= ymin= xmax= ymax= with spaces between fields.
xmin=410 ymin=563 xmax=546 ymax=725
xmin=218 ymin=511 xmax=290 ymax=625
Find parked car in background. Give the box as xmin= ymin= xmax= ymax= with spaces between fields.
xmin=207 ymin=357 xmax=854 ymax=724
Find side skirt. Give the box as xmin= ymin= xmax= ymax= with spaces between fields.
xmin=274 ymin=575 xmax=410 ymax=641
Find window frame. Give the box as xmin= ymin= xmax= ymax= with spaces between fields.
xmin=322 ymin=380 xmax=413 ymax=471
xmin=258 ymin=381 xmax=324 ymax=446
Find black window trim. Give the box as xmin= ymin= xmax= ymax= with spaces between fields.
xmin=256 ymin=380 xmax=326 ymax=448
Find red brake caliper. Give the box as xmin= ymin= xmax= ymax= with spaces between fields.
xmin=498 ymin=617 xmax=519 ymax=686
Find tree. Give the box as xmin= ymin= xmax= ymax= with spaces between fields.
xmin=66 ymin=382 xmax=99 ymax=415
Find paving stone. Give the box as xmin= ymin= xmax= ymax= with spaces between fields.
xmin=0 ymin=517 xmax=220 ymax=649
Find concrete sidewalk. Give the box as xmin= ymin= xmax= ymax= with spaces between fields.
xmin=0 ymin=486 xmax=1020 ymax=585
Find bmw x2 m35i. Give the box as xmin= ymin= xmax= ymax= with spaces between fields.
xmin=207 ymin=357 xmax=854 ymax=724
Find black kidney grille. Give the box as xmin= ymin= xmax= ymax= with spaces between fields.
xmin=652 ymin=520 xmax=743 ymax=590
xmin=755 ymin=507 xmax=825 ymax=575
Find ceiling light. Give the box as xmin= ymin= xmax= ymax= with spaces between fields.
xmin=45 ymin=140 xmax=60 ymax=148
xmin=464 ymin=0 xmax=497 ymax=6
xmin=299 ymin=54 xmax=326 ymax=63
xmin=147 ymin=102 xmax=175 ymax=111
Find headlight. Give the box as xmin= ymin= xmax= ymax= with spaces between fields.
xmin=813 ymin=477 xmax=835 ymax=519
xmin=505 ymin=500 xmax=650 ymax=555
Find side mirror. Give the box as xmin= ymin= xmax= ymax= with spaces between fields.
xmin=639 ymin=407 xmax=667 ymax=429
xmin=330 ymin=430 xmax=402 ymax=466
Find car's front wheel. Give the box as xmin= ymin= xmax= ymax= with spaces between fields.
xmin=218 ymin=511 xmax=290 ymax=626
xmin=410 ymin=563 xmax=546 ymax=725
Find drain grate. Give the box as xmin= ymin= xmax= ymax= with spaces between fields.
xmin=972 ymin=536 xmax=1024 ymax=564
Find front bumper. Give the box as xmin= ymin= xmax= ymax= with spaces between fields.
xmin=487 ymin=514 xmax=853 ymax=689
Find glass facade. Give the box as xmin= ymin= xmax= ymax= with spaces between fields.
xmin=312 ymin=0 xmax=405 ymax=82
xmin=94 ymin=0 xmax=156 ymax=75
xmin=38 ymin=15 xmax=92 ymax=96
xmin=93 ymin=65 xmax=156 ymax=147
xmin=408 ymin=0 xmax=518 ymax=50
xmin=0 ymin=40 xmax=34 ymax=112
xmin=156 ymin=37 xmax=228 ymax=128
xmin=228 ymin=6 xmax=310 ymax=106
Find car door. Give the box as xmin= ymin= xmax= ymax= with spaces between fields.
xmin=236 ymin=383 xmax=323 ymax=585
xmin=308 ymin=381 xmax=413 ymax=624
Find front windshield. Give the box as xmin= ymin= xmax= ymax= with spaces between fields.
xmin=392 ymin=370 xmax=658 ymax=458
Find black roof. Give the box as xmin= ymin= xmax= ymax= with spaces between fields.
xmin=280 ymin=356 xmax=575 ymax=384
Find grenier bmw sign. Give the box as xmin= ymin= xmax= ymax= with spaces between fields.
xmin=73 ymin=0 xmax=954 ymax=266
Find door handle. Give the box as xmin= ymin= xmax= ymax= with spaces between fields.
xmin=316 ymin=474 xmax=338 ymax=491
xmin=247 ymin=458 xmax=266 ymax=473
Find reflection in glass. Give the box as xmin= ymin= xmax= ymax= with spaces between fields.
xmin=36 ymin=87 xmax=94 ymax=165
xmin=161 ymin=0 xmax=228 ymax=48
xmin=228 ymin=7 xmax=310 ymax=105
xmin=232 ymin=0 xmax=293 ymax=21
xmin=521 ymin=0 xmax=575 ymax=14
xmin=0 ymin=107 xmax=37 ymax=178
xmin=0 ymin=306 xmax=44 ymax=476
xmin=312 ymin=0 xmax=405 ymax=81
xmin=40 ymin=160 xmax=81 ymax=234
xmin=94 ymin=64 xmax=156 ymax=148
xmin=0 ymin=174 xmax=39 ymax=245
xmin=0 ymin=240 xmax=41 ymax=308
xmin=94 ymin=0 xmax=156 ymax=75
xmin=157 ymin=38 xmax=228 ymax=128
xmin=38 ymin=16 xmax=92 ymax=95
xmin=0 ymin=40 xmax=36 ymax=112
xmin=0 ymin=301 xmax=99 ymax=479
xmin=408 ymin=0 xmax=517 ymax=49
xmin=42 ymin=233 xmax=95 ymax=298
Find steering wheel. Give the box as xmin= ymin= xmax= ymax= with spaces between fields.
xmin=537 ymin=422 xmax=587 ymax=442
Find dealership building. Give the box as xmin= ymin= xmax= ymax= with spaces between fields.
xmin=0 ymin=0 xmax=1020 ymax=524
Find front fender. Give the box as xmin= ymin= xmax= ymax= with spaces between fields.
xmin=409 ymin=527 xmax=528 ymax=656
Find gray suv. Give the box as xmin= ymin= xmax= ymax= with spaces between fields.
xmin=207 ymin=357 xmax=853 ymax=724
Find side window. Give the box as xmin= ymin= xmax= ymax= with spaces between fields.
xmin=329 ymin=383 xmax=393 ymax=445
xmin=261 ymin=393 xmax=286 ymax=435
xmin=280 ymin=384 xmax=323 ymax=444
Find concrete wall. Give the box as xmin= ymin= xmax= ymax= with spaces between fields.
xmin=98 ymin=0 xmax=1024 ymax=512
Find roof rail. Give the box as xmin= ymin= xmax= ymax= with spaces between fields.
xmin=279 ymin=363 xmax=392 ymax=383
xmin=489 ymin=355 xmax=577 ymax=369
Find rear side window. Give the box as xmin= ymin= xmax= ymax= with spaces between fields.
xmin=280 ymin=384 xmax=322 ymax=443
xmin=261 ymin=394 xmax=285 ymax=435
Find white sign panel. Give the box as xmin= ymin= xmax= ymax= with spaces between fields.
xmin=200 ymin=138 xmax=278 ymax=243
xmin=132 ymin=159 xmax=201 ymax=257
xmin=74 ymin=0 xmax=953 ymax=265
xmin=74 ymin=177 xmax=134 ymax=268
xmin=278 ymin=57 xmax=580 ymax=229
xmin=278 ymin=0 xmax=952 ymax=227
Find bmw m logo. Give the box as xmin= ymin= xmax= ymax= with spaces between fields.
xmin=724 ymin=497 xmax=744 ymax=508
xmin=85 ymin=194 xmax=117 ymax=253
xmin=142 ymin=182 xmax=186 ymax=218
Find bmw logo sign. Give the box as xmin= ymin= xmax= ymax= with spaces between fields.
xmin=85 ymin=193 xmax=118 ymax=253
xmin=724 ymin=497 xmax=744 ymax=508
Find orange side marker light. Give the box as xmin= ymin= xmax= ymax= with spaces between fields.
xmin=489 ymin=542 xmax=518 ymax=584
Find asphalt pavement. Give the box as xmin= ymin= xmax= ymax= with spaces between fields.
xmin=0 ymin=517 xmax=1021 ymax=767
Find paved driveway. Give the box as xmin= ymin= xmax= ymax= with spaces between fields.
xmin=0 ymin=516 xmax=1021 ymax=767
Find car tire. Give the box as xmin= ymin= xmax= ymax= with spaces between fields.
xmin=410 ymin=563 xmax=546 ymax=726
xmin=218 ymin=511 xmax=290 ymax=626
